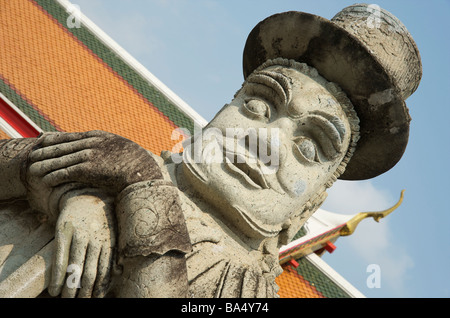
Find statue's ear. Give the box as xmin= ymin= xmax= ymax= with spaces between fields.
xmin=277 ymin=191 xmax=328 ymax=247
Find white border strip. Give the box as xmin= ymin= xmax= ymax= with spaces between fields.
xmin=0 ymin=116 xmax=22 ymax=138
xmin=306 ymin=253 xmax=366 ymax=298
xmin=0 ymin=92 xmax=43 ymax=138
xmin=56 ymin=0 xmax=208 ymax=129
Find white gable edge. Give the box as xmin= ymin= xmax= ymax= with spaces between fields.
xmin=57 ymin=0 xmax=209 ymax=129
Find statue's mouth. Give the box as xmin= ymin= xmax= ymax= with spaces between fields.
xmin=224 ymin=151 xmax=269 ymax=190
xmin=233 ymin=205 xmax=281 ymax=238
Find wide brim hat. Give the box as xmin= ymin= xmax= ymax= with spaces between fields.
xmin=243 ymin=4 xmax=422 ymax=180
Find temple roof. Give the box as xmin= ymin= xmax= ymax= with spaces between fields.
xmin=0 ymin=0 xmax=205 ymax=147
xmin=0 ymin=0 xmax=397 ymax=298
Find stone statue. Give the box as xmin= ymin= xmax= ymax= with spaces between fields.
xmin=0 ymin=4 xmax=421 ymax=298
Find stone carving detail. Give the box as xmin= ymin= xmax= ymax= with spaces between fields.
xmin=0 ymin=4 xmax=421 ymax=298
xmin=116 ymin=180 xmax=192 ymax=258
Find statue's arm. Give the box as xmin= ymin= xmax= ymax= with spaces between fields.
xmin=0 ymin=138 xmax=37 ymax=201
xmin=112 ymin=180 xmax=192 ymax=297
xmin=0 ymin=130 xmax=166 ymax=219
xmin=117 ymin=251 xmax=189 ymax=298
xmin=27 ymin=130 xmax=164 ymax=194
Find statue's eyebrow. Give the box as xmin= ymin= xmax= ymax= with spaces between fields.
xmin=301 ymin=111 xmax=347 ymax=159
xmin=246 ymin=70 xmax=292 ymax=108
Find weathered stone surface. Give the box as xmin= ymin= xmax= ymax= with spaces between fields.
xmin=0 ymin=3 xmax=421 ymax=298
xmin=243 ymin=4 xmax=421 ymax=180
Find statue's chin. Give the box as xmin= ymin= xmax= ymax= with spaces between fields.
xmin=231 ymin=205 xmax=282 ymax=239
xmin=180 ymin=159 xmax=283 ymax=239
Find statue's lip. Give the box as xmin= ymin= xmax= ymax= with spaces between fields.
xmin=182 ymin=151 xmax=208 ymax=183
xmin=223 ymin=151 xmax=269 ymax=190
xmin=233 ymin=205 xmax=281 ymax=238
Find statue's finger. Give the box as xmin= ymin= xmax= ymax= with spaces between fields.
xmin=42 ymin=164 xmax=86 ymax=188
xmin=28 ymin=149 xmax=92 ymax=177
xmin=40 ymin=130 xmax=109 ymax=147
xmin=29 ymin=137 xmax=99 ymax=162
xmin=77 ymin=244 xmax=101 ymax=298
xmin=61 ymin=231 xmax=88 ymax=298
xmin=48 ymin=226 xmax=72 ymax=297
xmin=40 ymin=132 xmax=90 ymax=146
xmin=93 ymin=246 xmax=114 ymax=298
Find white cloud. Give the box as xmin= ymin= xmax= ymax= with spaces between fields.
xmin=322 ymin=180 xmax=394 ymax=214
xmin=73 ymin=0 xmax=165 ymax=59
xmin=322 ymin=180 xmax=414 ymax=296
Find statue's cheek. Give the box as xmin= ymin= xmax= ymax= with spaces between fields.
xmin=276 ymin=162 xmax=309 ymax=198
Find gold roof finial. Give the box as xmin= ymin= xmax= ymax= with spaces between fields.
xmin=340 ymin=190 xmax=405 ymax=236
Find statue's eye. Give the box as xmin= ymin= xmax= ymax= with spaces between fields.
xmin=242 ymin=99 xmax=271 ymax=121
xmin=293 ymin=137 xmax=320 ymax=164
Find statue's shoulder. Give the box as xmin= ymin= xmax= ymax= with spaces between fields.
xmin=113 ymin=150 xmax=192 ymax=257
xmin=184 ymin=213 xmax=280 ymax=298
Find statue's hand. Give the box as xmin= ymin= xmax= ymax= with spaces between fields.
xmin=48 ymin=190 xmax=116 ymax=298
xmin=27 ymin=130 xmax=162 ymax=197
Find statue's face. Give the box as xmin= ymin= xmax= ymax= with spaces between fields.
xmin=181 ymin=66 xmax=352 ymax=238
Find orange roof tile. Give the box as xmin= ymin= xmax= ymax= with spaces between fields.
xmin=276 ymin=264 xmax=325 ymax=298
xmin=0 ymin=129 xmax=10 ymax=140
xmin=0 ymin=0 xmax=186 ymax=154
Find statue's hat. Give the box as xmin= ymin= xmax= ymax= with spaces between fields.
xmin=243 ymin=4 xmax=422 ymax=180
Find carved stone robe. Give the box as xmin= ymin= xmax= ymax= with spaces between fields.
xmin=0 ymin=150 xmax=281 ymax=298
xmin=159 ymin=157 xmax=282 ymax=298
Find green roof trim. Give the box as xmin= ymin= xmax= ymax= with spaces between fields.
xmin=292 ymin=226 xmax=308 ymax=241
xmin=0 ymin=75 xmax=58 ymax=132
xmin=34 ymin=0 xmax=195 ymax=134
xmin=293 ymin=257 xmax=352 ymax=298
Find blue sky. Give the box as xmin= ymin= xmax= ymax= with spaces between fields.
xmin=71 ymin=0 xmax=450 ymax=298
